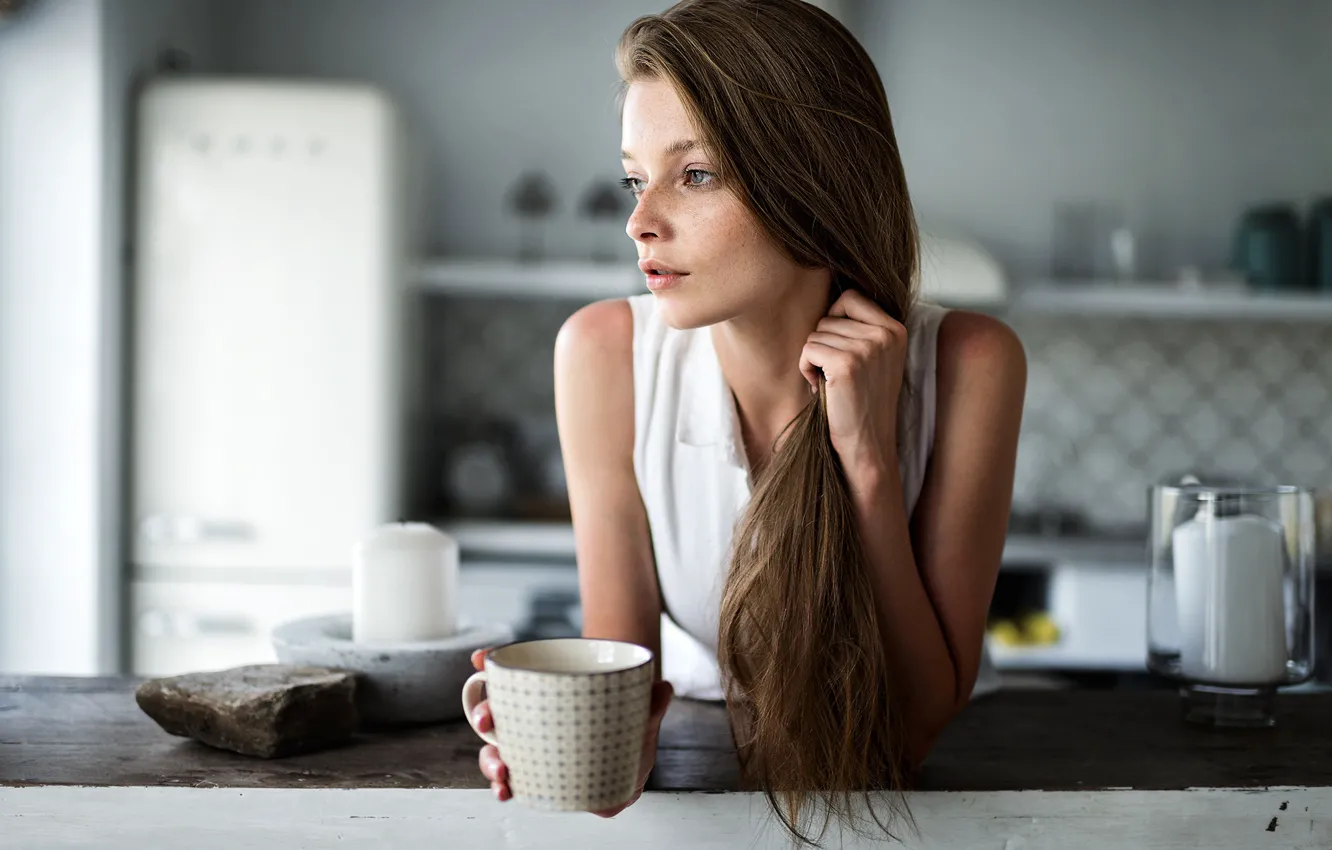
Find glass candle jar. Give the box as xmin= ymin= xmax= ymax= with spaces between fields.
xmin=1147 ymin=484 xmax=1315 ymax=727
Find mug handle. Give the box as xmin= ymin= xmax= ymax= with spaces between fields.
xmin=461 ymin=671 xmax=500 ymax=747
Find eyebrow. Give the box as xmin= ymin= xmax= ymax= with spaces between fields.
xmin=620 ymin=139 xmax=701 ymax=160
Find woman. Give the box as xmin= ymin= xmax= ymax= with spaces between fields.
xmin=471 ymin=0 xmax=1026 ymax=841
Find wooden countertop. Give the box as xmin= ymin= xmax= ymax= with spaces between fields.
xmin=4 ymin=676 xmax=1332 ymax=790
xmin=4 ymin=677 xmax=1331 ymax=848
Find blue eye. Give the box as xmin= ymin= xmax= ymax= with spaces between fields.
xmin=619 ymin=170 xmax=714 ymax=197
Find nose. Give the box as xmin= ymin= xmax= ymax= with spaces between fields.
xmin=625 ymin=189 xmax=667 ymax=245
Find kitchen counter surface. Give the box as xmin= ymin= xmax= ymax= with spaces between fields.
xmin=3 ymin=676 xmax=1331 ymax=848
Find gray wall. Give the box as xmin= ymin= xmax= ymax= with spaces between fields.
xmin=214 ymin=0 xmax=1332 ymax=530
xmin=100 ymin=0 xmax=227 ymax=674
xmin=0 ymin=0 xmax=222 ymax=674
xmin=0 ymin=0 xmax=107 ymax=674
xmin=862 ymin=0 xmax=1332 ymax=281
xmin=219 ymin=0 xmax=668 ymax=262
xmin=218 ymin=0 xmax=1332 ymax=279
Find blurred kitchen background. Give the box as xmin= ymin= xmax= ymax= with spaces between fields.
xmin=2 ymin=0 xmax=1331 ymax=691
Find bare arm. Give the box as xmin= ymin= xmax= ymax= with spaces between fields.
xmin=553 ymin=299 xmax=661 ymax=669
xmin=477 ymin=299 xmax=668 ymax=813
xmin=853 ymin=311 xmax=1026 ymax=765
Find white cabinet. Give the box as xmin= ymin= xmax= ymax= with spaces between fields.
xmin=131 ymin=579 xmax=351 ymax=676
xmin=130 ymin=562 xmax=580 ymax=676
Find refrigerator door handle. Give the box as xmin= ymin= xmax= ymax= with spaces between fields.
xmin=182 ymin=614 xmax=258 ymax=637
xmin=137 ymin=610 xmax=258 ymax=638
xmin=140 ymin=515 xmax=256 ymax=543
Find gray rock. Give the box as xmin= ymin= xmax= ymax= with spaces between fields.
xmin=135 ymin=664 xmax=358 ymax=758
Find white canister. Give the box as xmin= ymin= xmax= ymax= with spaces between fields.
xmin=1172 ymin=501 xmax=1287 ymax=685
xmin=352 ymin=522 xmax=459 ymax=643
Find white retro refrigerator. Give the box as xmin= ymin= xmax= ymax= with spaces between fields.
xmin=130 ymin=78 xmax=416 ymax=675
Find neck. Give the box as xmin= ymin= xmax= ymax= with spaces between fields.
xmin=710 ymin=269 xmax=833 ymax=465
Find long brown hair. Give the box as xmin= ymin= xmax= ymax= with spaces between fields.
xmin=617 ymin=0 xmax=920 ymax=844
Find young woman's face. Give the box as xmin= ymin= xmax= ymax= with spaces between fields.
xmin=620 ymin=79 xmax=810 ymax=330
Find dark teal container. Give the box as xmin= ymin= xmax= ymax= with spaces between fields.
xmin=1308 ymin=198 xmax=1332 ymax=293
xmin=1233 ymin=204 xmax=1304 ymax=291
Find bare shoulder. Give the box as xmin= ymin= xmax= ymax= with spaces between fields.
xmin=935 ymin=309 xmax=1027 ymax=397
xmin=555 ymin=298 xmax=634 ymax=374
xmin=553 ymin=298 xmax=635 ymax=456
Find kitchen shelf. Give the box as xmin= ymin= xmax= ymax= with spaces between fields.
xmin=413 ymin=262 xmax=1332 ymax=320
xmin=1013 ymin=281 xmax=1332 ymax=321
xmin=429 ymin=519 xmax=1156 ymax=570
xmin=1002 ymin=534 xmax=1143 ymax=567
xmin=413 ymin=257 xmax=640 ymax=299
xmin=433 ymin=519 xmax=577 ymax=560
xmin=987 ymin=640 xmax=1147 ymax=672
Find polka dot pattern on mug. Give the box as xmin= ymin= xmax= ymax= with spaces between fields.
xmin=487 ymin=664 xmax=654 ymax=812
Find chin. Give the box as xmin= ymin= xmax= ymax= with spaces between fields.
xmin=651 ymin=289 xmax=734 ymax=331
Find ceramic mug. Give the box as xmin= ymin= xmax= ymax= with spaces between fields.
xmin=461 ymin=638 xmax=655 ymax=812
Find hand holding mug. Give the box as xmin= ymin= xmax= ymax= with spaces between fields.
xmin=464 ymin=639 xmax=672 ymax=814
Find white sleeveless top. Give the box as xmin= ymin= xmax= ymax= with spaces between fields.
xmin=628 ymin=293 xmax=1000 ymax=702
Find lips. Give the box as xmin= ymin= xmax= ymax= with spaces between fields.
xmin=638 ymin=258 xmax=688 ymax=276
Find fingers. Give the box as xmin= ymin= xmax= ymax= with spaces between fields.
xmin=801 ymin=341 xmax=856 ymax=383
xmin=628 ymin=682 xmax=673 ymax=807
xmin=470 ymin=648 xmax=489 ymax=672
xmin=827 ymin=289 xmax=894 ymax=326
xmin=798 ymin=351 xmax=824 ymax=392
xmin=478 ymin=743 xmax=507 ymax=783
xmin=806 ymin=331 xmax=873 ymax=355
xmin=474 ymin=679 xmax=509 ymax=804
xmin=471 ymin=700 xmax=496 ymax=738
xmin=592 ymin=789 xmax=639 ymax=818
xmin=649 ymin=680 xmax=674 ymax=719
xmin=480 ymin=744 xmax=512 ymax=801
xmin=815 ymin=316 xmax=894 ymax=341
xmin=804 ymin=306 xmax=904 ymax=392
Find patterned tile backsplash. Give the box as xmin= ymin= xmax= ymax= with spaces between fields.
xmin=419 ymin=294 xmax=586 ymax=518
xmin=425 ymin=294 xmax=1332 ymax=530
xmin=1010 ymin=314 xmax=1332 ymax=529
xmin=425 ymin=294 xmax=576 ymax=426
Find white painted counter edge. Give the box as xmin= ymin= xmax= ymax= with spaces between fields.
xmin=3 ymin=785 xmax=1327 ymax=849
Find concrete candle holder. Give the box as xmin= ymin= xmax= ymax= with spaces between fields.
xmin=271 ymin=613 xmax=513 ymax=726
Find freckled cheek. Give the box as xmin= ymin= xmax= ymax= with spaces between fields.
xmin=688 ymin=203 xmax=764 ymax=270
xmin=710 ymin=219 xmax=786 ymax=293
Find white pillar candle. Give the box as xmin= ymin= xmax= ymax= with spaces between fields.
xmin=1172 ymin=507 xmax=1287 ymax=685
xmin=352 ymin=522 xmax=458 ymax=643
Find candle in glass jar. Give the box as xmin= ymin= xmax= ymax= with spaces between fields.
xmin=1172 ymin=504 xmax=1287 ymax=685
xmin=352 ymin=523 xmax=458 ymax=643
